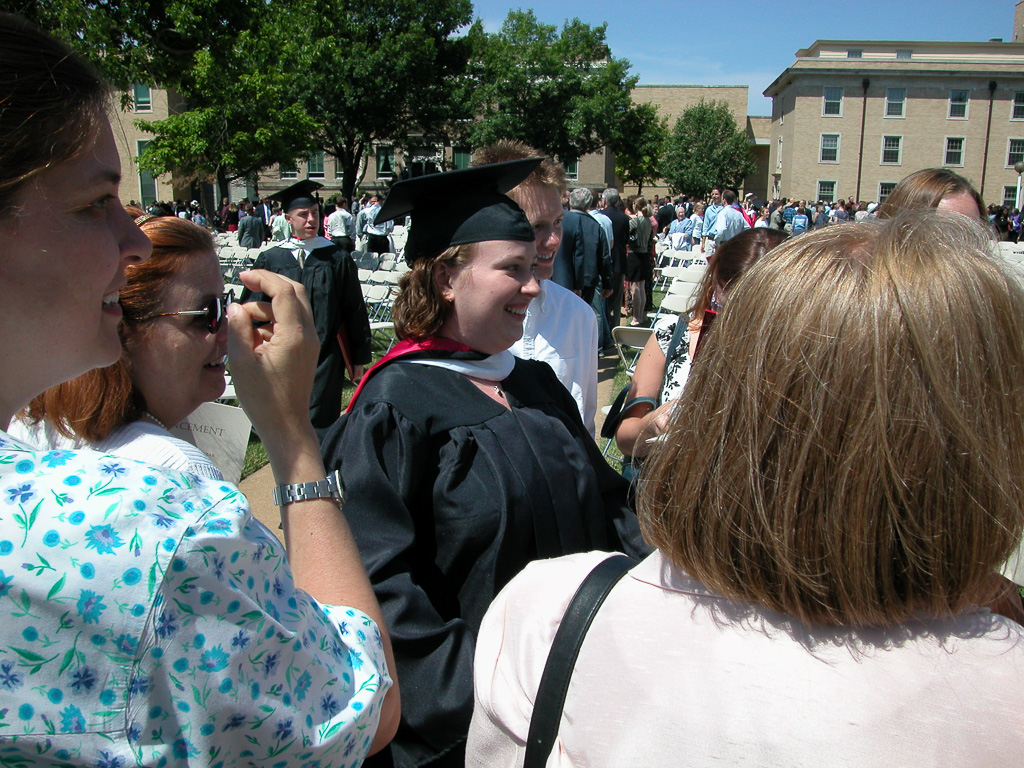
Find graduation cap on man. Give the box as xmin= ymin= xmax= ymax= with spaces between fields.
xmin=268 ymin=179 xmax=323 ymax=212
xmin=374 ymin=158 xmax=541 ymax=264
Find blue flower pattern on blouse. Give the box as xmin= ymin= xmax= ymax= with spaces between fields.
xmin=0 ymin=431 xmax=390 ymax=767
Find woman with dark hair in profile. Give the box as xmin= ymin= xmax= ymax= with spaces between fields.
xmin=876 ymin=167 xmax=987 ymax=221
xmin=468 ymin=210 xmax=1024 ymax=766
xmin=614 ymin=227 xmax=787 ymax=463
xmin=0 ymin=14 xmax=397 ymax=766
xmin=13 ymin=212 xmax=228 ymax=478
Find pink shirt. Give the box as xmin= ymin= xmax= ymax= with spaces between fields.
xmin=469 ymin=550 xmax=1024 ymax=767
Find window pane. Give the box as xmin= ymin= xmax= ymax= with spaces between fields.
xmin=1014 ymin=92 xmax=1024 ymax=120
xmin=1009 ymin=139 xmax=1024 ymax=167
xmin=280 ymin=161 xmax=297 ymax=180
xmin=879 ymin=182 xmax=897 ymax=201
xmin=945 ymin=137 xmax=964 ymax=166
xmin=1003 ymin=186 xmax=1018 ymax=208
xmin=948 ymin=90 xmax=968 ymax=119
xmin=896 ymin=49 xmax=912 ymax=60
xmin=820 ymin=134 xmax=839 ymax=163
xmin=885 ymin=89 xmax=905 ymax=117
xmin=132 ymin=84 xmax=152 ymax=111
xmin=565 ymin=158 xmax=579 ymax=181
xmin=452 ymin=147 xmax=472 ymax=171
xmin=376 ymin=146 xmax=394 ymax=178
xmin=823 ymin=88 xmax=843 ymax=116
xmin=307 ymin=151 xmax=325 ymax=178
xmin=137 ymin=140 xmax=156 ymax=206
xmin=847 ymin=50 xmax=862 ymax=59
xmin=817 ymin=181 xmax=836 ymax=203
xmin=882 ymin=136 xmax=901 ymax=164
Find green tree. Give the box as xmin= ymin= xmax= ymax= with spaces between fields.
xmin=466 ymin=10 xmax=637 ymax=167
xmin=0 ymin=0 xmax=267 ymax=91
xmin=135 ymin=38 xmax=320 ymax=202
xmin=662 ymin=100 xmax=756 ymax=198
xmin=613 ymin=102 xmax=668 ymax=195
xmin=4 ymin=0 xmax=316 ymax=200
xmin=293 ymin=0 xmax=475 ymax=202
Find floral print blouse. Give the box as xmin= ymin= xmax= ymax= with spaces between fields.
xmin=653 ymin=314 xmax=693 ymax=403
xmin=0 ymin=430 xmax=390 ymax=767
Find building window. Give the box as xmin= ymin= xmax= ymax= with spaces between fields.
xmin=817 ymin=181 xmax=836 ymax=203
xmin=948 ymin=90 xmax=969 ymax=119
xmin=452 ymin=147 xmax=472 ymax=170
xmin=847 ymin=49 xmax=862 ymax=59
xmin=878 ymin=182 xmax=897 ymax=202
xmin=136 ymin=140 xmax=156 ymax=206
xmin=896 ymin=49 xmax=913 ymax=60
xmin=881 ymin=135 xmax=903 ymax=165
xmin=775 ymin=136 xmax=783 ymax=171
xmin=280 ymin=161 xmax=297 ymax=180
xmin=132 ymin=84 xmax=152 ymax=112
xmin=885 ymin=88 xmax=906 ymax=118
xmin=1008 ymin=138 xmax=1024 ymax=167
xmin=307 ymin=151 xmax=325 ymax=179
xmin=565 ymin=158 xmax=579 ymax=181
xmin=376 ymin=145 xmax=394 ymax=178
xmin=1013 ymin=92 xmax=1024 ymax=120
xmin=944 ymin=137 xmax=965 ymax=166
xmin=333 ymin=155 xmax=344 ymax=179
xmin=1004 ymin=185 xmax=1019 ymax=208
xmin=819 ymin=133 xmax=840 ymax=163
xmin=823 ymin=87 xmax=843 ymax=117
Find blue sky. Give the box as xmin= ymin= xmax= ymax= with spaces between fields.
xmin=470 ymin=0 xmax=1018 ymax=115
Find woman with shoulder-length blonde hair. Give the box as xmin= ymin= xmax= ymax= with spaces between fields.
xmin=468 ymin=209 xmax=1024 ymax=767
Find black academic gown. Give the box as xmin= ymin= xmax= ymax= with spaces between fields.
xmin=240 ymin=241 xmax=371 ymax=434
xmin=321 ymin=359 xmax=649 ymax=768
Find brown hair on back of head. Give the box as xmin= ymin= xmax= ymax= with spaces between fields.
xmin=876 ymin=168 xmax=986 ymax=221
xmin=639 ymin=209 xmax=1024 ymax=627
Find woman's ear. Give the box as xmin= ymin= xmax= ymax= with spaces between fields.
xmin=434 ymin=261 xmax=455 ymax=302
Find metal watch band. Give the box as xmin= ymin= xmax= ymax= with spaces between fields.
xmin=271 ymin=469 xmax=344 ymax=507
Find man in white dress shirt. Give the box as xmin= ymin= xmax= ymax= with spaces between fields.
xmin=472 ymin=141 xmax=599 ymax=434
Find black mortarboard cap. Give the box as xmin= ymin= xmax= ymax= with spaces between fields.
xmin=375 ymin=158 xmax=541 ymax=264
xmin=268 ymin=179 xmax=323 ymax=212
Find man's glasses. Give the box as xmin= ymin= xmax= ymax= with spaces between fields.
xmin=138 ymin=293 xmax=230 ymax=334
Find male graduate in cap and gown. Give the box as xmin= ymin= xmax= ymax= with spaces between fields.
xmin=240 ymin=179 xmax=372 ymax=436
xmin=321 ymin=161 xmax=647 ymax=768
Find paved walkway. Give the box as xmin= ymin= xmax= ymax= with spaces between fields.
xmin=240 ymin=351 xmax=622 ymax=539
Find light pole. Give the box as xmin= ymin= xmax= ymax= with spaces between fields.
xmin=1016 ymin=160 xmax=1024 ymax=211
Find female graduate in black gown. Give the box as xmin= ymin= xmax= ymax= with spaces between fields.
xmin=321 ymin=159 xmax=648 ymax=768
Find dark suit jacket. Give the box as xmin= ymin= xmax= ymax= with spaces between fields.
xmin=552 ymin=210 xmax=609 ymax=294
xmin=600 ymin=205 xmax=629 ymax=275
xmin=240 ymin=243 xmax=371 ymax=432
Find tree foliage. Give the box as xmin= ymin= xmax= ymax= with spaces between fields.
xmin=466 ymin=10 xmax=637 ymax=166
xmin=613 ymin=102 xmax=668 ymax=195
xmin=662 ymin=100 xmax=756 ymax=198
xmin=135 ymin=33 xmax=320 ymax=199
xmin=294 ymin=0 xmax=474 ymax=201
xmin=0 ymin=0 xmax=267 ymax=91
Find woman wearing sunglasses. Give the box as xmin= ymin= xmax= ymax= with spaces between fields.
xmin=14 ymin=212 xmax=233 ymax=478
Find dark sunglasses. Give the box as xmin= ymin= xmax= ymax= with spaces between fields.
xmin=138 ymin=293 xmax=230 ymax=334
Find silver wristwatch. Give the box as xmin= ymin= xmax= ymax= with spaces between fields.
xmin=272 ymin=469 xmax=345 ymax=507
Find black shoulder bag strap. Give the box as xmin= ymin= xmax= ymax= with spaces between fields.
xmin=522 ymin=555 xmax=635 ymax=768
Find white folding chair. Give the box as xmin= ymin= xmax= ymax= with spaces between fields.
xmin=611 ymin=325 xmax=654 ymax=377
